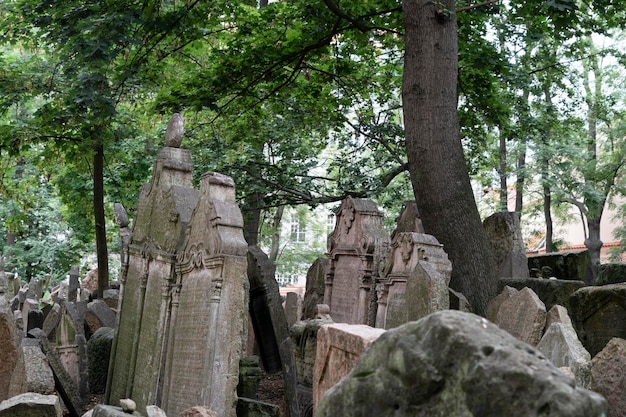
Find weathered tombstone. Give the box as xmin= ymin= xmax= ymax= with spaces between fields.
xmin=20 ymin=298 xmax=38 ymax=334
xmin=106 ymin=114 xmax=199 ymax=412
xmin=26 ymin=308 xmax=44 ymax=332
xmin=237 ymin=356 xmax=262 ymax=400
xmin=537 ymin=323 xmax=591 ymax=388
xmin=313 ymin=323 xmax=385 ymax=412
xmin=0 ymin=393 xmax=63 ymax=417
xmin=0 ymin=292 xmax=18 ymax=402
xmin=42 ymin=303 xmax=61 ymax=341
xmin=302 ymin=257 xmax=327 ymax=320
xmin=290 ymin=319 xmax=333 ymax=417
xmin=102 ymin=289 xmax=119 ymax=310
xmin=55 ymin=301 xmax=89 ymax=401
xmin=498 ymin=277 xmax=584 ymax=312
xmin=161 ymin=172 xmax=248 ymax=417
xmin=246 ymin=245 xmax=299 ymax=417
xmin=87 ymin=327 xmax=114 ymax=394
xmin=315 ymin=310 xmax=607 ymax=417
xmin=68 ymin=266 xmax=79 ymax=303
xmin=483 ymin=212 xmax=529 ymax=279
xmin=8 ymin=338 xmax=55 ymax=397
xmin=528 ymin=250 xmax=593 ymax=284
xmin=84 ymin=299 xmax=115 ymax=338
xmin=284 ymin=292 xmax=302 ymax=327
xmin=568 ymin=283 xmax=626 ymax=357
xmin=390 ymin=201 xmax=425 ymax=239
xmin=324 ymin=196 xmax=390 ymax=325
xmin=27 ymin=278 xmax=40 ymax=300
xmin=546 ymin=304 xmax=573 ymax=328
xmin=494 ymin=287 xmax=546 ymax=346
xmin=596 ymin=262 xmax=626 ymax=286
xmin=375 ymin=232 xmax=452 ymax=329
xmin=114 ymin=203 xmax=131 ymax=282
xmin=590 ymin=337 xmax=626 ymax=417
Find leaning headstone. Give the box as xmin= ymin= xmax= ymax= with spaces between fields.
xmin=494 ymin=287 xmax=546 ymax=346
xmin=546 ymin=304 xmax=573 ymax=328
xmin=375 ymin=233 xmax=451 ymax=329
xmin=315 ymin=310 xmax=607 ymax=417
xmin=84 ymin=299 xmax=115 ymax=337
xmin=7 ymin=338 xmax=55 ymax=397
xmin=87 ymin=327 xmax=114 ymax=394
xmin=483 ymin=211 xmax=529 ymax=279
xmin=106 ymin=115 xmax=199 ymax=413
xmin=42 ymin=303 xmax=61 ymax=340
xmin=568 ymin=283 xmax=626 ymax=356
xmin=324 ymin=196 xmax=390 ymax=325
xmin=590 ymin=337 xmax=626 ymax=417
xmin=68 ymin=266 xmax=80 ymax=303
xmin=537 ymin=323 xmax=591 ymax=388
xmin=390 ymin=201 xmax=424 ymax=239
xmin=20 ymin=298 xmax=38 ymax=335
xmin=313 ymin=323 xmax=385 ymax=410
xmin=284 ymin=292 xmax=302 ymax=327
xmin=499 ymin=277 xmax=584 ymax=311
xmin=448 ymin=288 xmax=471 ymax=312
xmin=0 ymin=393 xmax=62 ymax=417
xmin=302 ymin=258 xmax=327 ymax=320
xmin=161 ymin=173 xmax=248 ymax=417
xmin=246 ymin=245 xmax=299 ymax=417
xmin=0 ymin=291 xmax=19 ymax=401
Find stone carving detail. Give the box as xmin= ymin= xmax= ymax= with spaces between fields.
xmin=165 ymin=113 xmax=184 ymax=148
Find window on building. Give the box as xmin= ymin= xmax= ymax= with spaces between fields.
xmin=290 ymin=217 xmax=306 ymax=243
xmin=327 ymin=213 xmax=335 ymax=235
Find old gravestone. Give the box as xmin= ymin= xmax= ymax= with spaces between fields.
xmin=324 ymin=196 xmax=390 ymax=325
xmin=161 ymin=172 xmax=248 ymax=417
xmin=106 ymin=113 xmax=199 ymax=412
xmin=494 ymin=287 xmax=547 ymax=346
xmin=302 ymin=258 xmax=327 ymax=320
xmin=375 ymin=232 xmax=452 ymax=329
xmin=483 ymin=211 xmax=529 ymax=279
xmin=0 ymin=284 xmax=18 ymax=402
xmin=591 ymin=337 xmax=626 ymax=417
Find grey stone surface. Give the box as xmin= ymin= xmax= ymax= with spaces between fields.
xmin=486 ymin=285 xmax=518 ymax=323
xmin=528 ymin=250 xmax=593 ymax=284
xmin=596 ymin=262 xmax=626 ymax=286
xmin=324 ymin=196 xmax=390 ymax=326
xmin=0 ymin=295 xmax=18 ymax=401
xmin=315 ymin=310 xmax=607 ymax=417
xmin=483 ymin=211 xmax=529 ymax=279
xmin=537 ymin=323 xmax=591 ymax=388
xmin=568 ymin=283 xmax=626 ymax=356
xmin=0 ymin=393 xmax=62 ymax=417
xmin=145 ymin=405 xmax=167 ymax=417
xmin=84 ymin=299 xmax=116 ymax=337
xmin=302 ymin=258 xmax=327 ymax=320
xmin=237 ymin=398 xmax=280 ymax=417
xmin=376 ymin=232 xmax=451 ymax=329
xmin=495 ymin=286 xmax=546 ymax=346
xmin=284 ymin=292 xmax=302 ymax=327
xmin=87 ymin=327 xmax=114 ymax=394
xmin=546 ymin=304 xmax=573 ymax=328
xmin=499 ymin=277 xmax=584 ymax=311
xmin=591 ymin=337 xmax=626 ymax=417
xmin=8 ymin=338 xmax=55 ymax=397
xmin=91 ymin=404 xmax=141 ymax=417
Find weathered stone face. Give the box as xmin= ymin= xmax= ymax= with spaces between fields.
xmin=591 ymin=337 xmax=626 ymax=417
xmin=0 ymin=393 xmax=62 ymax=417
xmin=324 ymin=197 xmax=390 ymax=325
xmin=537 ymin=323 xmax=591 ymax=388
xmin=0 ymin=295 xmax=18 ymax=402
xmin=494 ymin=286 xmax=546 ymax=346
xmin=302 ymin=258 xmax=327 ymax=320
xmin=376 ymin=233 xmax=451 ymax=329
xmin=315 ymin=310 xmax=607 ymax=417
xmin=483 ymin=211 xmax=529 ymax=279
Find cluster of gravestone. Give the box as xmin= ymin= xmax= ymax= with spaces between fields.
xmin=2 ymin=114 xmax=626 ymax=417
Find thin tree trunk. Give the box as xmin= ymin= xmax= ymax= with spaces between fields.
xmin=269 ymin=205 xmax=284 ymax=263
xmin=94 ymin=142 xmax=109 ymax=298
xmin=402 ymin=0 xmax=497 ymax=316
xmin=515 ymin=89 xmax=529 ymax=217
xmin=542 ymin=84 xmax=554 ymax=253
xmin=498 ymin=130 xmax=507 ymax=212
xmin=243 ymin=192 xmax=264 ymax=246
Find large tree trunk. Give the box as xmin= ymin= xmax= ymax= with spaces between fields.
xmin=402 ymin=0 xmax=497 ymax=316
xmin=94 ymin=142 xmax=109 ymax=298
xmin=585 ymin=215 xmax=602 ymax=283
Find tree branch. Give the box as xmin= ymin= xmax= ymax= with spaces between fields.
xmin=456 ymin=0 xmax=500 ymax=13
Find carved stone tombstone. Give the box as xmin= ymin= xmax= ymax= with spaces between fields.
xmin=162 ymin=172 xmax=248 ymax=417
xmin=375 ymin=233 xmax=452 ymax=329
xmin=106 ymin=114 xmax=199 ymax=412
xmin=483 ymin=211 xmax=529 ymax=279
xmin=324 ymin=197 xmax=390 ymax=325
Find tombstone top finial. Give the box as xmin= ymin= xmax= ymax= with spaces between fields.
xmin=165 ymin=113 xmax=184 ymax=148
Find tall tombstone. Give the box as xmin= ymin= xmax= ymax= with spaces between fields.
xmin=161 ymin=172 xmax=248 ymax=417
xmin=55 ymin=300 xmax=89 ymax=400
xmin=106 ymin=113 xmax=199 ymax=411
xmin=68 ymin=266 xmax=79 ymax=303
xmin=375 ymin=232 xmax=452 ymax=329
xmin=302 ymin=258 xmax=327 ymax=320
xmin=324 ymin=196 xmax=390 ymax=325
xmin=246 ymin=245 xmax=299 ymax=417
xmin=483 ymin=211 xmax=529 ymax=279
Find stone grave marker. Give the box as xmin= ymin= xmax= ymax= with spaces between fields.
xmin=494 ymin=287 xmax=546 ymax=346
xmin=375 ymin=232 xmax=452 ymax=329
xmin=106 ymin=114 xmax=199 ymax=412
xmin=324 ymin=196 xmax=390 ymax=325
xmin=161 ymin=172 xmax=248 ymax=417
xmin=0 ymin=293 xmax=18 ymax=402
xmin=68 ymin=266 xmax=79 ymax=303
xmin=590 ymin=337 xmax=626 ymax=417
xmin=8 ymin=338 xmax=55 ymax=397
xmin=302 ymin=257 xmax=327 ymax=320
xmin=537 ymin=322 xmax=591 ymax=388
xmin=483 ymin=211 xmax=529 ymax=279
xmin=284 ymin=292 xmax=302 ymax=327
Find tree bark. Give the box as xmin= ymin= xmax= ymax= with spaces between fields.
xmin=94 ymin=142 xmax=109 ymax=298
xmin=402 ymin=0 xmax=497 ymax=316
xmin=498 ymin=130 xmax=507 ymax=211
xmin=269 ymin=205 xmax=284 ymax=263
